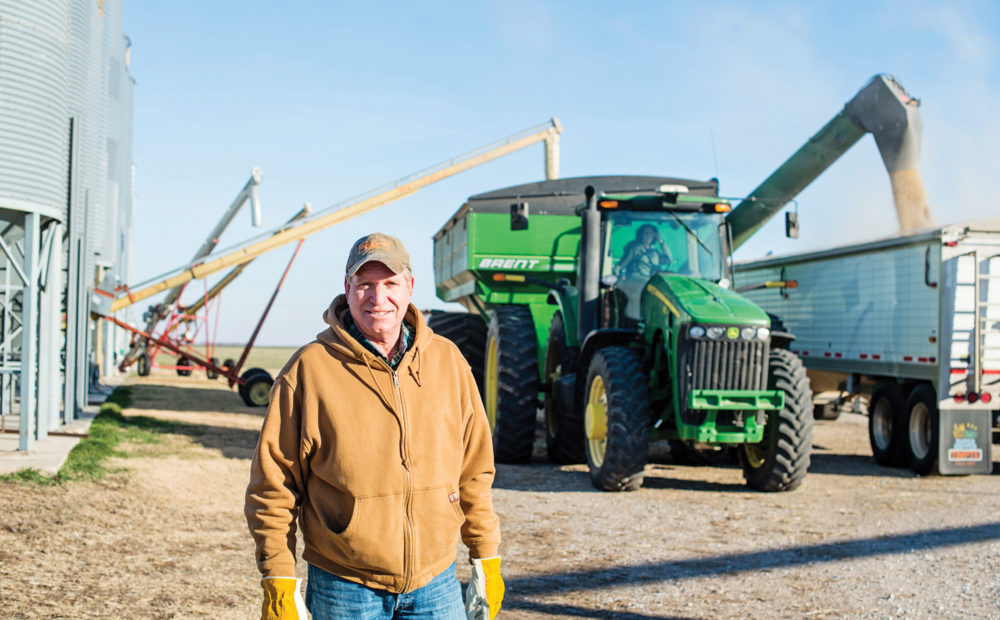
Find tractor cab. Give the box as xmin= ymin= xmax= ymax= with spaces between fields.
xmin=592 ymin=187 xmax=733 ymax=321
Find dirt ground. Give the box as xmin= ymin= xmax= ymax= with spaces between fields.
xmin=1 ymin=371 xmax=999 ymax=619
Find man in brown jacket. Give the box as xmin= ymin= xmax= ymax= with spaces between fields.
xmin=245 ymin=233 xmax=504 ymax=619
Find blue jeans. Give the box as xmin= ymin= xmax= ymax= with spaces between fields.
xmin=306 ymin=563 xmax=465 ymax=620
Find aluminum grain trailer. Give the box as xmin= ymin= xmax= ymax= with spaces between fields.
xmin=734 ymin=218 xmax=1000 ymax=475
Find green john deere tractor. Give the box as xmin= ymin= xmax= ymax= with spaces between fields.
xmin=431 ymin=175 xmax=812 ymax=492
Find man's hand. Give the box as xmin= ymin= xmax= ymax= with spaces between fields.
xmin=465 ymin=557 xmax=504 ymax=619
xmin=261 ymin=577 xmax=307 ymax=620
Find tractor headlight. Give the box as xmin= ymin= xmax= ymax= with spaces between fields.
xmin=689 ymin=325 xmax=705 ymax=339
xmin=756 ymin=327 xmax=770 ymax=341
xmin=706 ymin=326 xmax=725 ymax=340
xmin=740 ymin=327 xmax=756 ymax=341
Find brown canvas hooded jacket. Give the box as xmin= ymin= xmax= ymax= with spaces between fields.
xmin=245 ymin=295 xmax=500 ymax=593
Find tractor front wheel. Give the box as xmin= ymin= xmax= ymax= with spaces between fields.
xmin=740 ymin=348 xmax=813 ymax=492
xmin=484 ymin=306 xmax=538 ymax=463
xmin=583 ymin=346 xmax=649 ymax=491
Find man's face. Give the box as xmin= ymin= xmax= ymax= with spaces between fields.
xmin=345 ymin=261 xmax=414 ymax=345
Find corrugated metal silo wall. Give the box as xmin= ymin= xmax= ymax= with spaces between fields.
xmin=0 ymin=0 xmax=70 ymax=216
xmin=68 ymin=0 xmax=107 ymax=292
xmin=65 ymin=0 xmax=134 ymax=376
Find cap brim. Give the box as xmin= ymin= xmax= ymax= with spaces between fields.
xmin=347 ymin=256 xmax=408 ymax=279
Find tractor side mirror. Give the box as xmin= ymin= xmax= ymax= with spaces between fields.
xmin=510 ymin=201 xmax=529 ymax=230
xmin=785 ymin=211 xmax=799 ymax=239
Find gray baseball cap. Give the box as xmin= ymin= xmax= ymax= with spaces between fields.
xmin=345 ymin=232 xmax=411 ymax=278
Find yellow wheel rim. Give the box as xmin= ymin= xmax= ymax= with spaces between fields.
xmin=485 ymin=335 xmax=498 ymax=433
xmin=248 ymin=381 xmax=271 ymax=407
xmin=585 ymin=374 xmax=608 ymax=467
xmin=743 ymin=441 xmax=766 ymax=468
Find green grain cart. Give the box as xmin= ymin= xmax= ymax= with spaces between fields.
xmin=431 ymin=176 xmax=813 ymax=492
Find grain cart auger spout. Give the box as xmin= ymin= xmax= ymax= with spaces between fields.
xmin=727 ymin=74 xmax=932 ymax=249
xmin=432 ymin=176 xmax=814 ymax=492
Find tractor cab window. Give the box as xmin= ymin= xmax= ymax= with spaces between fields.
xmin=604 ymin=211 xmax=726 ymax=318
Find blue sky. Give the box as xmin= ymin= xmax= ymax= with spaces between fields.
xmin=123 ymin=1 xmax=1000 ymax=346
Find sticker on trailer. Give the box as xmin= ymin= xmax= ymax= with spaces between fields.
xmin=947 ymin=422 xmax=984 ymax=464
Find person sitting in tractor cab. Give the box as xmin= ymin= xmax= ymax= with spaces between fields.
xmin=614 ymin=223 xmax=674 ymax=280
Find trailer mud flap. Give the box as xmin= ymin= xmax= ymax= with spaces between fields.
xmin=938 ymin=409 xmax=993 ymax=475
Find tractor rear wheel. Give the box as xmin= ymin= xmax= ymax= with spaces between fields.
xmin=740 ymin=348 xmax=813 ymax=492
xmin=904 ymin=384 xmax=939 ymax=475
xmin=484 ymin=305 xmax=538 ymax=463
xmin=427 ymin=311 xmax=487 ymax=397
xmin=583 ymin=346 xmax=649 ymax=491
xmin=868 ymin=381 xmax=906 ymax=466
xmin=136 ymin=352 xmax=150 ymax=377
xmin=543 ymin=312 xmax=584 ymax=464
xmin=239 ymin=367 xmax=273 ymax=407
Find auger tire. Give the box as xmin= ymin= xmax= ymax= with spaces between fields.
xmin=583 ymin=346 xmax=649 ymax=491
xmin=136 ymin=352 xmax=151 ymax=377
xmin=740 ymin=348 xmax=813 ymax=492
xmin=485 ymin=306 xmax=538 ymax=463
xmin=239 ymin=367 xmax=273 ymax=407
xmin=428 ymin=311 xmax=487 ymax=397
xmin=543 ymin=312 xmax=584 ymax=464
xmin=176 ymin=356 xmax=192 ymax=377
xmin=206 ymin=357 xmax=220 ymax=380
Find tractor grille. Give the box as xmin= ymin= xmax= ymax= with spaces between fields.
xmin=678 ymin=330 xmax=769 ymax=424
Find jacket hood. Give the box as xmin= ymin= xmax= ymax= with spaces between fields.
xmin=317 ymin=294 xmax=431 ymax=364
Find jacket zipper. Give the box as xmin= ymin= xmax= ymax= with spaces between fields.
xmin=393 ymin=369 xmax=414 ymax=593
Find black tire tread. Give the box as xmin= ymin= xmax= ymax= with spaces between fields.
xmin=741 ymin=348 xmax=813 ymax=492
xmin=586 ymin=346 xmax=649 ymax=491
xmin=428 ymin=311 xmax=487 ymax=396
xmin=544 ymin=313 xmax=585 ymax=464
xmin=488 ymin=306 xmax=538 ymax=463
xmin=868 ymin=381 xmax=907 ymax=467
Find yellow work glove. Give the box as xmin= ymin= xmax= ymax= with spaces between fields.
xmin=464 ymin=556 xmax=504 ymax=620
xmin=260 ymin=577 xmax=307 ymax=620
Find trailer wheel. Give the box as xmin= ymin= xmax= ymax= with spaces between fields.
xmin=239 ymin=367 xmax=273 ymax=407
xmin=176 ymin=356 xmax=192 ymax=377
xmin=428 ymin=311 xmax=487 ymax=397
xmin=206 ymin=357 xmax=220 ymax=380
xmin=740 ymin=348 xmax=813 ymax=492
xmin=583 ymin=346 xmax=649 ymax=491
xmin=868 ymin=381 xmax=906 ymax=466
xmin=905 ymin=384 xmax=939 ymax=475
xmin=222 ymin=358 xmax=236 ymax=370
xmin=485 ymin=306 xmax=538 ymax=463
xmin=543 ymin=312 xmax=585 ymax=464
xmin=136 ymin=352 xmax=151 ymax=377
